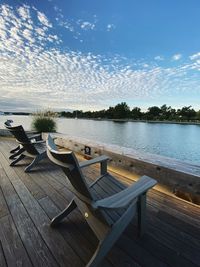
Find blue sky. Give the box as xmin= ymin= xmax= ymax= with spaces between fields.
xmin=1 ymin=0 xmax=200 ymax=112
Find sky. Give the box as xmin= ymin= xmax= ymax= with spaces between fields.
xmin=1 ymin=0 xmax=200 ymax=112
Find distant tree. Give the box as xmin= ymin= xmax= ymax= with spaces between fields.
xmin=60 ymin=111 xmax=66 ymax=117
xmin=95 ymin=109 xmax=106 ymax=118
xmin=159 ymin=104 xmax=179 ymax=120
xmin=83 ymin=111 xmax=92 ymax=118
xmin=105 ymin=106 xmax=115 ymax=119
xmin=196 ymin=110 xmax=200 ymax=121
xmin=131 ymin=107 xmax=142 ymax=119
xmin=177 ymin=106 xmax=196 ymax=121
xmin=60 ymin=111 xmax=73 ymax=117
xmin=60 ymin=103 xmax=199 ymax=122
xmin=168 ymin=108 xmax=177 ymax=121
xmin=160 ymin=104 xmax=170 ymax=120
xmin=113 ymin=102 xmax=131 ymax=119
xmin=146 ymin=106 xmax=161 ymax=120
xmin=73 ymin=110 xmax=83 ymax=118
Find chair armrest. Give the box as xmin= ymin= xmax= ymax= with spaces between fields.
xmin=92 ymin=176 xmax=157 ymax=209
xmin=79 ymin=155 xmax=110 ymax=168
xmin=17 ymin=139 xmax=45 ymax=145
xmin=28 ymin=133 xmax=42 ymax=141
xmin=79 ymin=155 xmax=110 ymax=175
xmin=31 ymin=139 xmax=45 ymax=144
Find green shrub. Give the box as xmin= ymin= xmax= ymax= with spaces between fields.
xmin=32 ymin=110 xmax=57 ymax=132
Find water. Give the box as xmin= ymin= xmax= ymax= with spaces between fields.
xmin=1 ymin=115 xmax=200 ymax=164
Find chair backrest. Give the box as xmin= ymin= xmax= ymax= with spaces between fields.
xmin=4 ymin=120 xmax=13 ymax=127
xmin=4 ymin=121 xmax=38 ymax=155
xmin=47 ymin=135 xmax=94 ymax=202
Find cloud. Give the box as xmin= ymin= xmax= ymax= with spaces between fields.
xmin=1 ymin=45 xmax=200 ymax=111
xmin=37 ymin=11 xmax=52 ymax=28
xmin=79 ymin=21 xmax=95 ymax=30
xmin=55 ymin=7 xmax=97 ymax=34
xmin=0 ymin=4 xmax=60 ymax=53
xmin=189 ymin=52 xmax=200 ymax=60
xmin=17 ymin=5 xmax=31 ymax=20
xmin=59 ymin=20 xmax=75 ymax=32
xmin=54 ymin=7 xmax=115 ymax=43
xmin=0 ymin=98 xmax=41 ymax=112
xmin=172 ymin=54 xmax=182 ymax=61
xmin=1 ymin=3 xmax=200 ymax=112
xmin=23 ymin=29 xmax=35 ymax=43
xmin=107 ymin=24 xmax=115 ymax=31
xmin=154 ymin=55 xmax=164 ymax=61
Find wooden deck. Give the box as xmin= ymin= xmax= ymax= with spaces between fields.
xmin=0 ymin=138 xmax=199 ymax=267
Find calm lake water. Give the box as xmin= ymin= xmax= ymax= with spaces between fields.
xmin=1 ymin=115 xmax=200 ymax=164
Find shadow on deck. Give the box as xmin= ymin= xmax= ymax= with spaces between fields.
xmin=0 ymin=138 xmax=199 ymax=267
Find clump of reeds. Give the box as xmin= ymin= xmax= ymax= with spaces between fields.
xmin=31 ymin=109 xmax=57 ymax=132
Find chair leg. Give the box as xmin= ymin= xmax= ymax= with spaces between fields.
xmin=24 ymin=152 xmax=47 ymax=172
xmin=87 ymin=203 xmax=136 ymax=267
xmin=9 ymin=148 xmax=25 ymax=160
xmin=137 ymin=193 xmax=146 ymax=237
xmin=100 ymin=161 xmax=107 ymax=175
xmin=51 ymin=199 xmax=77 ymax=227
xmin=10 ymin=154 xmax=26 ymax=166
xmin=10 ymin=145 xmax=20 ymax=154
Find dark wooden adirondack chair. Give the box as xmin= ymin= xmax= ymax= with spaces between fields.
xmin=4 ymin=120 xmax=21 ymax=155
xmin=4 ymin=120 xmax=42 ymax=160
xmin=5 ymin=122 xmax=46 ymax=172
xmin=47 ymin=134 xmax=157 ymax=267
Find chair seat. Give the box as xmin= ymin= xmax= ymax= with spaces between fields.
xmin=34 ymin=142 xmax=46 ymax=154
xmin=90 ymin=174 xmax=129 ymax=225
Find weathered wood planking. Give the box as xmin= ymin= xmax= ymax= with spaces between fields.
xmin=2 ymin=140 xmax=114 ymax=267
xmin=148 ymin=192 xmax=200 ymax=230
xmin=0 ymin=139 xmax=200 ymax=267
xmin=4 ymin=139 xmax=145 ymax=266
xmin=0 ymin=144 xmax=84 ymax=267
xmin=0 ymin=215 xmax=33 ymax=267
xmin=38 ymin=196 xmax=114 ymax=267
xmin=69 ymin=148 xmax=200 ymax=267
xmin=28 ymin=168 xmax=115 ymax=266
xmin=0 ymin=186 xmax=9 ymax=219
xmin=0 ymin=240 xmax=7 ymax=267
xmin=0 ymin=159 xmax=59 ymax=267
xmin=90 ymin=175 xmax=196 ymax=266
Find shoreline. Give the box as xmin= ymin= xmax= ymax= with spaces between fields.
xmin=60 ymin=117 xmax=200 ymax=126
xmin=1 ymin=114 xmax=200 ymax=126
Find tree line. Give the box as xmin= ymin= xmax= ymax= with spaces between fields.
xmin=60 ymin=102 xmax=200 ymax=122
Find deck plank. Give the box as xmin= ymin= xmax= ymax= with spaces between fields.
xmin=0 ymin=241 xmax=7 ymax=267
xmin=148 ymin=193 xmax=200 ymax=232
xmin=0 ymin=215 xmax=33 ymax=267
xmin=39 ymin=196 xmax=113 ymax=267
xmin=0 ymin=160 xmax=60 ymax=267
xmin=157 ymin=209 xmax=200 ymax=239
xmin=0 ymin=186 xmax=9 ymax=219
xmin=148 ymin=190 xmax=200 ymax=222
xmin=116 ymin=234 xmax=170 ymax=267
xmin=145 ymin=211 xmax=200 ymax=266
